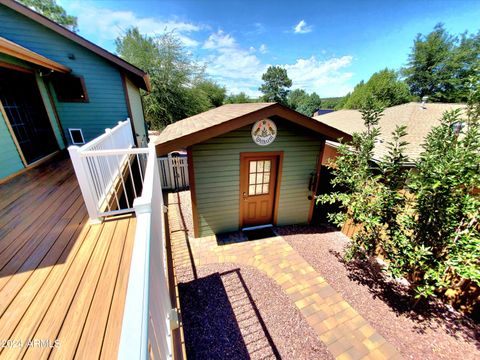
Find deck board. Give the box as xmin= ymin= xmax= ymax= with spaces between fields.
xmin=0 ymin=153 xmax=136 ymax=359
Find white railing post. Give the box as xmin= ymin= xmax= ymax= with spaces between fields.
xmin=68 ymin=145 xmax=101 ymax=223
xmin=118 ymin=196 xmax=151 ymax=360
xmin=119 ymin=120 xmax=126 ymax=149
xmin=167 ymin=153 xmax=176 ymax=190
xmin=126 ymin=118 xmax=135 ymax=146
xmin=118 ymin=143 xmax=174 ymax=360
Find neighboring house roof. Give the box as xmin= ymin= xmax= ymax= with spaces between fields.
xmin=0 ymin=35 xmax=70 ymax=73
xmin=155 ymin=103 xmax=352 ymax=155
xmin=314 ymin=109 xmax=335 ymax=116
xmin=314 ymin=102 xmax=466 ymax=163
xmin=0 ymin=0 xmax=150 ymax=91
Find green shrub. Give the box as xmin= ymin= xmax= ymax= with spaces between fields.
xmin=318 ymin=80 xmax=480 ymax=303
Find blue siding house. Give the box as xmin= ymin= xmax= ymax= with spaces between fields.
xmin=0 ymin=0 xmax=150 ymax=181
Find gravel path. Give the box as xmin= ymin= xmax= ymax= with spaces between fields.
xmin=178 ymin=191 xmax=194 ymax=237
xmin=276 ymin=224 xmax=480 ymax=360
xmin=177 ymin=263 xmax=332 ymax=360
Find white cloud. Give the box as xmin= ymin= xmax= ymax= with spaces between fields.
xmin=59 ymin=0 xmax=203 ymax=49
xmin=252 ymin=22 xmax=266 ymax=35
xmin=283 ymin=56 xmax=354 ymax=96
xmin=293 ymin=20 xmax=313 ymax=34
xmin=203 ymin=30 xmax=236 ymax=49
xmin=247 ymin=44 xmax=267 ymax=54
xmin=202 ymin=30 xmax=353 ymax=97
xmin=60 ymin=0 xmax=352 ymax=98
xmin=201 ymin=30 xmax=266 ymax=96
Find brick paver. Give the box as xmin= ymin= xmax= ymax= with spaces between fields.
xmin=167 ymin=194 xmax=401 ymax=360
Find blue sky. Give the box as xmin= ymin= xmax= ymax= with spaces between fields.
xmin=58 ymin=0 xmax=480 ymax=98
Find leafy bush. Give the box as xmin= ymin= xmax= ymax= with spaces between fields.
xmin=318 ymin=81 xmax=480 ymax=303
xmin=342 ymin=69 xmax=412 ymax=110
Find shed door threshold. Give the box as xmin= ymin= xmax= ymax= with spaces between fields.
xmin=241 ymin=224 xmax=273 ymax=231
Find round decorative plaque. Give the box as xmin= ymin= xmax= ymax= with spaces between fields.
xmin=251 ymin=119 xmax=277 ymax=146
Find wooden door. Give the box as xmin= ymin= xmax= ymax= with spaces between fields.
xmin=240 ymin=153 xmax=279 ymax=228
xmin=0 ymin=67 xmax=58 ymax=164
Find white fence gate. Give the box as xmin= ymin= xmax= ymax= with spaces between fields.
xmin=158 ymin=153 xmax=189 ymax=190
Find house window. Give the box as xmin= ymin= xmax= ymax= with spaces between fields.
xmin=68 ymin=128 xmax=85 ymax=145
xmin=52 ymin=74 xmax=88 ymax=102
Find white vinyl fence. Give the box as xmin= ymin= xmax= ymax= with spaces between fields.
xmin=68 ymin=119 xmax=149 ymax=222
xmin=158 ymin=153 xmax=189 ymax=190
xmin=118 ymin=143 xmax=176 ymax=360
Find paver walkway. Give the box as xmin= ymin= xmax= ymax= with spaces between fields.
xmin=168 ymin=194 xmax=401 ymax=360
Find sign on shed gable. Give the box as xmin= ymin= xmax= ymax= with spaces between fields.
xmin=251 ymin=119 xmax=277 ymax=146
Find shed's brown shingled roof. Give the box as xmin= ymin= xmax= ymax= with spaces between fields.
xmin=159 ymin=103 xmax=275 ymax=143
xmin=155 ymin=102 xmax=352 ymax=155
xmin=314 ymin=102 xmax=466 ymax=162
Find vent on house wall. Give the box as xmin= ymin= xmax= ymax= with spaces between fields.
xmin=69 ymin=128 xmax=85 ymax=145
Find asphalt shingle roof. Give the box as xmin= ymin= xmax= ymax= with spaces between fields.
xmin=158 ymin=103 xmax=275 ymax=144
xmin=155 ymin=102 xmax=352 ymax=154
xmin=313 ymin=102 xmax=466 ymax=162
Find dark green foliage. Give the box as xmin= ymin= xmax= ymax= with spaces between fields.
xmin=259 ymin=66 xmax=292 ymax=105
xmin=318 ymin=97 xmax=390 ymax=258
xmin=193 ymin=80 xmax=226 ymax=107
xmin=287 ymin=89 xmax=308 ymax=109
xmin=321 ymin=97 xmax=346 ymax=110
xmin=403 ymin=86 xmax=480 ymax=297
xmin=224 ymin=92 xmax=252 ymax=104
xmin=343 ymin=69 xmax=412 ymax=109
xmin=116 ymin=28 xmax=225 ymax=129
xmin=287 ymin=89 xmax=322 ymax=116
xmin=318 ymin=81 xmax=480 ymax=303
xmin=17 ymin=0 xmax=77 ymax=31
xmin=403 ymin=23 xmax=480 ymax=103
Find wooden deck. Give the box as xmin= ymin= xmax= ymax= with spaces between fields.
xmin=0 ymin=153 xmax=136 ymax=359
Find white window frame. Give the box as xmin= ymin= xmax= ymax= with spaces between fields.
xmin=68 ymin=128 xmax=85 ymax=145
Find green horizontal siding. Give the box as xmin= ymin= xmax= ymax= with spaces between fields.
xmin=0 ymin=5 xmax=129 ymax=144
xmin=192 ymin=118 xmax=323 ymax=237
xmin=0 ymin=110 xmax=24 ymax=179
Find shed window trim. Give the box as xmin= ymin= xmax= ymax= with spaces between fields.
xmin=52 ymin=74 xmax=89 ymax=103
xmin=68 ymin=128 xmax=85 ymax=145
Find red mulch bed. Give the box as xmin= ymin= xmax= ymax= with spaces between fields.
xmin=276 ymin=224 xmax=480 ymax=360
xmin=176 ymin=263 xmax=332 ymax=360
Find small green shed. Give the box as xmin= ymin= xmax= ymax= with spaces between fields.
xmin=156 ymin=103 xmax=351 ymax=238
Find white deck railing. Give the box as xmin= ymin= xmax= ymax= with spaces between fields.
xmin=118 ymin=143 xmax=176 ymax=360
xmin=68 ymin=119 xmax=148 ymax=222
xmin=69 ymin=121 xmax=176 ymax=358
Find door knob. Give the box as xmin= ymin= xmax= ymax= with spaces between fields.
xmin=243 ymin=192 xmax=247 ymax=199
